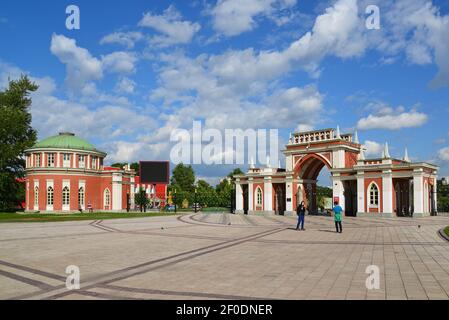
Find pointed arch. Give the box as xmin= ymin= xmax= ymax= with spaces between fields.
xmin=104 ymin=188 xmax=111 ymax=209
xmin=294 ymin=153 xmax=332 ymax=180
xmin=47 ymin=186 xmax=54 ymax=205
xmin=255 ymin=187 xmax=263 ymax=208
xmin=34 ymin=186 xmax=39 ymax=207
xmin=368 ymin=182 xmax=380 ymax=207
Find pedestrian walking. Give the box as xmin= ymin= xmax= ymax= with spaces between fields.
xmin=296 ymin=201 xmax=306 ymax=231
xmin=332 ymin=201 xmax=343 ymax=233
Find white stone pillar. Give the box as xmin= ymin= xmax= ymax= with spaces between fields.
xmin=26 ymin=181 xmax=29 ymax=211
xmin=235 ymin=180 xmax=243 ymax=214
xmin=357 ymin=172 xmax=365 ymax=214
xmin=433 ymin=176 xmax=438 ymax=214
xmin=112 ymin=173 xmax=123 ymax=211
xmin=382 ymin=170 xmax=393 ymax=217
xmin=248 ymin=178 xmax=254 ymax=213
xmin=264 ymin=177 xmax=274 ymax=214
xmin=130 ymin=175 xmax=135 ymax=210
xmin=56 ymin=152 xmax=60 ymax=167
xmin=413 ymin=169 xmax=425 ymax=217
xmin=332 ymin=149 xmax=345 ymax=168
xmin=285 ymin=175 xmax=293 ymax=215
xmin=332 ymin=174 xmax=345 ymax=211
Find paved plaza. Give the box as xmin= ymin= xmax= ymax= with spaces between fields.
xmin=1 ymin=213 xmax=449 ymax=300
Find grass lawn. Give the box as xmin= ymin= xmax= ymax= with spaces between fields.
xmin=445 ymin=226 xmax=449 ymax=237
xmin=0 ymin=211 xmax=180 ymax=223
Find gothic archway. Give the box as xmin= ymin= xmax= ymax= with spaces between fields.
xmin=293 ymin=153 xmax=332 ymax=214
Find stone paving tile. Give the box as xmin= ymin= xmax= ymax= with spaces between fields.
xmin=0 ymin=214 xmax=448 ymax=300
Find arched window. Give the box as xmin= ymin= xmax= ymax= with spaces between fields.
xmin=47 ymin=186 xmax=54 ymax=205
xmin=104 ymin=189 xmax=111 ymax=208
xmin=34 ymin=187 xmax=39 ymax=206
xmin=78 ymin=187 xmax=85 ymax=207
xmin=369 ymin=183 xmax=379 ymax=206
xmin=256 ymin=187 xmax=263 ymax=206
xmin=62 ymin=186 xmax=70 ymax=206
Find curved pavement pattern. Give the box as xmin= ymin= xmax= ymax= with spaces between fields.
xmin=1 ymin=213 xmax=449 ymax=300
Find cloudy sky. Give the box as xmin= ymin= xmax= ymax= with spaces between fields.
xmin=1 ymin=0 xmax=449 ymax=185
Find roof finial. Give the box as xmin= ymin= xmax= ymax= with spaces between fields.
xmin=354 ymin=130 xmax=359 ymax=144
xmin=403 ymin=148 xmax=411 ymax=162
xmin=383 ymin=142 xmax=390 ymax=159
xmin=250 ymin=156 xmax=255 ymax=169
xmin=278 ymin=159 xmax=282 ymax=169
xmin=335 ymin=126 xmax=341 ymax=139
xmin=358 ymin=148 xmax=365 ymax=161
xmin=266 ymin=155 xmax=271 ymax=168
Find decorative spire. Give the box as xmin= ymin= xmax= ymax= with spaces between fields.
xmin=354 ymin=130 xmax=359 ymax=144
xmin=266 ymin=155 xmax=271 ymax=168
xmin=383 ymin=142 xmax=390 ymax=159
xmin=250 ymin=156 xmax=255 ymax=169
xmin=278 ymin=160 xmax=281 ymax=169
xmin=403 ymin=148 xmax=411 ymax=162
xmin=289 ymin=132 xmax=292 ymax=143
xmin=335 ymin=126 xmax=341 ymax=139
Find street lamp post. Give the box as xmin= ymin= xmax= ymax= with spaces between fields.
xmin=230 ymin=182 xmax=235 ymax=214
xmin=174 ymin=188 xmax=177 ymax=214
xmin=194 ymin=188 xmax=197 ymax=213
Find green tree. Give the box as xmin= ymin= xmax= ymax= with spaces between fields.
xmin=134 ymin=187 xmax=149 ymax=212
xmin=437 ymin=179 xmax=449 ymax=212
xmin=0 ymin=76 xmax=38 ymax=210
xmin=170 ymin=163 xmax=195 ymax=192
xmin=111 ymin=162 xmax=139 ymax=172
xmin=196 ymin=179 xmax=219 ymax=207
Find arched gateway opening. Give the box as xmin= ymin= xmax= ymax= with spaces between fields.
xmin=234 ymin=128 xmax=438 ymax=218
xmin=294 ymin=154 xmax=332 ymax=215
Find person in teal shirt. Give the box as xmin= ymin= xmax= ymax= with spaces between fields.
xmin=332 ymin=201 xmax=343 ymax=233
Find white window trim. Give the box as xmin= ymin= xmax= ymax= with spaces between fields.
xmin=62 ymin=180 xmax=70 ymax=211
xmin=367 ymin=182 xmax=380 ymax=209
xmin=63 ymin=153 xmax=71 ymax=168
xmin=46 ymin=180 xmax=54 ymax=211
xmin=47 ymin=153 xmax=55 ymax=167
xmin=78 ymin=181 xmax=86 ymax=210
xmin=78 ymin=155 xmax=85 ymax=169
xmin=104 ymin=188 xmax=111 ymax=210
xmin=255 ymin=187 xmax=263 ymax=208
xmin=33 ymin=180 xmax=40 ymax=211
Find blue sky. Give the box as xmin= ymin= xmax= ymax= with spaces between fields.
xmin=1 ymin=0 xmax=449 ymax=186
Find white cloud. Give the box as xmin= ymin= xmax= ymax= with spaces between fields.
xmin=51 ymin=34 xmax=138 ymax=94
xmin=115 ymin=77 xmax=136 ymax=94
xmin=357 ymin=106 xmax=428 ymax=130
xmin=138 ymin=5 xmax=201 ymax=47
xmin=363 ymin=140 xmax=383 ymax=157
xmin=364 ymin=0 xmax=449 ymax=88
xmin=210 ymin=0 xmax=297 ymax=37
xmin=100 ymin=31 xmax=143 ymax=49
xmin=438 ymin=147 xmax=449 ymax=162
xmin=102 ymin=51 xmax=138 ymax=74
xmin=50 ymin=34 xmax=103 ymax=92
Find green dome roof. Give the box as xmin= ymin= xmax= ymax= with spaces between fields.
xmin=32 ymin=133 xmax=105 ymax=154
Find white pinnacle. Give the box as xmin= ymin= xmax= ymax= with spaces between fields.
xmin=404 ymin=148 xmax=411 ymax=162
xmin=335 ymin=126 xmax=341 ymax=139
xmin=354 ymin=130 xmax=359 ymax=144
xmin=278 ymin=160 xmax=282 ymax=169
xmin=266 ymin=155 xmax=271 ymax=168
xmin=384 ymin=142 xmax=390 ymax=159
xmin=250 ymin=157 xmax=255 ymax=169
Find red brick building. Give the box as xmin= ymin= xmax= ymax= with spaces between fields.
xmin=24 ymin=132 xmax=167 ymax=212
xmin=235 ymin=128 xmax=439 ymax=218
